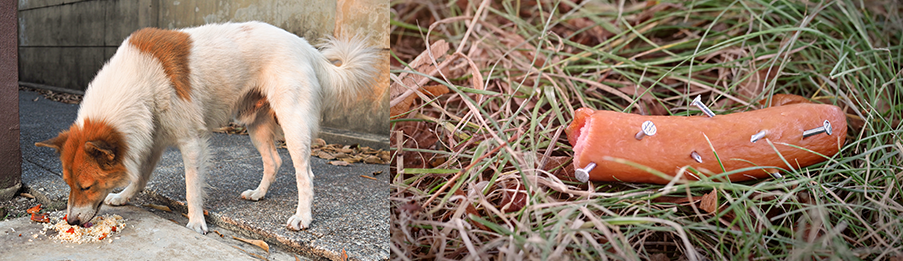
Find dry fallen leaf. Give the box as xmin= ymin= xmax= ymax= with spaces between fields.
xmin=233 ymin=236 xmax=270 ymax=253
xmin=329 ymin=161 xmax=351 ymax=166
xmin=760 ymin=94 xmax=812 ymax=107
xmin=317 ymin=151 xmax=336 ymax=160
xmin=310 ymin=141 xmax=389 ymax=164
xmin=363 ymin=155 xmax=383 ymax=164
xmin=313 ymin=138 xmax=327 ymax=147
xmin=700 ymin=190 xmax=718 ymax=214
xmin=143 ymin=204 xmax=172 ymax=212
xmin=360 ymin=175 xmax=378 ymax=181
xmin=649 ymin=253 xmax=670 ymax=261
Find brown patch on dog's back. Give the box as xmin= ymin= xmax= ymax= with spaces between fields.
xmin=129 ymin=28 xmax=193 ymax=101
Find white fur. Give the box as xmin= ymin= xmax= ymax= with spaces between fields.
xmin=77 ymin=21 xmax=380 ymax=233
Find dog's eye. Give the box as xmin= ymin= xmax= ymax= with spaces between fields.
xmin=81 ymin=185 xmax=92 ymax=191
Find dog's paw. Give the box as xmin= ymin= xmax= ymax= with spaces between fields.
xmin=286 ymin=212 xmax=312 ymax=231
xmin=104 ymin=193 xmax=130 ymax=206
xmin=186 ymin=220 xmax=208 ymax=234
xmin=240 ymin=189 xmax=266 ymax=201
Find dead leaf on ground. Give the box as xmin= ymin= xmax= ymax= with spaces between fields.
xmin=143 ymin=204 xmax=172 ymax=212
xmin=20 ymin=86 xmax=82 ymax=104
xmin=649 ymin=253 xmax=670 ymax=261
xmin=759 ymin=94 xmax=811 ymax=107
xmin=233 ymin=236 xmax=270 ymax=253
xmin=738 ymin=65 xmax=781 ymax=102
xmin=617 ymin=84 xmax=668 ymax=116
xmin=541 ymin=156 xmax=573 ymax=180
xmin=317 ymin=151 xmax=336 ymax=160
xmin=391 ymin=121 xmax=440 ymax=169
xmin=329 ymin=161 xmax=351 ymax=166
xmin=390 ymin=40 xmax=452 ymax=117
xmin=213 ymin=122 xmax=248 ymax=135
xmin=391 ymin=84 xmax=450 ymax=117
xmin=499 ymin=182 xmax=528 ymax=213
xmin=700 ymin=190 xmax=718 ymax=214
xmin=310 ymin=141 xmax=390 ymax=165
xmin=364 ymin=155 xmax=383 ymax=164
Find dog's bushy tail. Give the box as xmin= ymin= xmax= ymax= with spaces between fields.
xmin=316 ymin=35 xmax=381 ymax=107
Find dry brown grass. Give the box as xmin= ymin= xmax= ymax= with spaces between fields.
xmin=390 ymin=0 xmax=903 ymax=260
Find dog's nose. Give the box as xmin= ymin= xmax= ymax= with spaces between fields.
xmin=66 ymin=216 xmax=81 ymax=226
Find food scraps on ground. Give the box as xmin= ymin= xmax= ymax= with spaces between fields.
xmin=30 ymin=213 xmax=50 ymax=223
xmin=566 ymin=102 xmax=846 ymax=184
xmin=41 ymin=214 xmax=126 ymax=244
xmin=26 ymin=204 xmax=42 ymax=214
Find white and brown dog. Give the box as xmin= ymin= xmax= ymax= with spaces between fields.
xmin=36 ymin=21 xmax=380 ymax=233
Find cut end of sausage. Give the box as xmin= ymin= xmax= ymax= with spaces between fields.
xmin=573 ymin=117 xmax=592 ymax=166
xmin=567 ymin=108 xmax=596 ymax=169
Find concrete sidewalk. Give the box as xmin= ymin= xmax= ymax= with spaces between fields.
xmin=15 ymin=90 xmax=390 ymax=260
xmin=1 ymin=205 xmax=270 ymax=260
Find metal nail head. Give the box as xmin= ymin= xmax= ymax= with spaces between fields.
xmin=574 ymin=162 xmax=596 ymax=183
xmin=635 ymin=121 xmax=657 ymax=140
xmin=691 ymin=95 xmax=716 ymax=118
xmin=750 ymin=130 xmax=767 ymax=143
xmin=802 ymin=120 xmax=832 ymax=138
xmin=690 ymin=151 xmax=703 ymax=163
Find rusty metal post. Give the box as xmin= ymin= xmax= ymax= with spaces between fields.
xmin=0 ymin=0 xmax=22 ymax=200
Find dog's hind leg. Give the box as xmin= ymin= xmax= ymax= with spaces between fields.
xmin=266 ymin=89 xmax=317 ymax=231
xmin=241 ymin=111 xmax=282 ymax=201
xmin=105 ymin=144 xmax=165 ymax=205
xmin=178 ymin=133 xmax=210 ymax=234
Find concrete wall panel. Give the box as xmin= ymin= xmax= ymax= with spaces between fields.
xmin=158 ymin=0 xmax=336 ymax=42
xmin=18 ymin=0 xmax=85 ymax=11
xmin=19 ymin=46 xmax=106 ymax=90
xmin=18 ymin=1 xmax=104 ymax=47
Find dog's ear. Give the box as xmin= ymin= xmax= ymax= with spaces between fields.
xmin=35 ymin=131 xmax=70 ymax=153
xmin=85 ymin=140 xmax=117 ymax=163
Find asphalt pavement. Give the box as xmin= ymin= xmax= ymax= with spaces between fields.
xmin=7 ymin=90 xmax=390 ymax=260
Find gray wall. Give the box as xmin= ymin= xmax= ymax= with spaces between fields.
xmin=17 ymin=0 xmax=389 ymax=137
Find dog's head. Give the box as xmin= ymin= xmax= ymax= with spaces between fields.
xmin=36 ymin=119 xmax=129 ymax=226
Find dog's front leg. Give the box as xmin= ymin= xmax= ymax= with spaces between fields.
xmin=106 ymin=145 xmax=165 ymax=205
xmin=179 ymin=135 xmax=209 ymax=234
